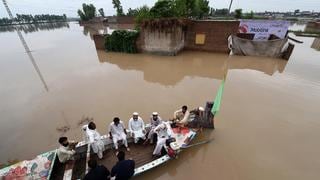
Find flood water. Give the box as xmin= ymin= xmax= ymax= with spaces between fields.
xmin=0 ymin=22 xmax=320 ymax=179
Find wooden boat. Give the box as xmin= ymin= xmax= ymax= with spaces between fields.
xmin=0 ymin=102 xmax=214 ymax=180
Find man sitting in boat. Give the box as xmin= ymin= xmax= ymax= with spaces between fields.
xmin=146 ymin=112 xmax=162 ymax=144
xmin=173 ymin=105 xmax=190 ymax=127
xmin=57 ymin=137 xmax=77 ymax=163
xmin=111 ymin=151 xmax=135 ymax=180
xmin=188 ymin=106 xmax=205 ymax=130
xmin=87 ymin=122 xmax=105 ymax=159
xmin=84 ymin=159 xmax=110 ymax=180
xmin=109 ymin=117 xmax=130 ymax=152
xmin=128 ymin=112 xmax=146 ymax=144
xmin=153 ymin=122 xmax=172 ymax=157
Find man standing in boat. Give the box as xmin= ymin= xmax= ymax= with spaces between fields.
xmin=128 ymin=112 xmax=146 ymax=144
xmin=173 ymin=105 xmax=190 ymax=127
xmin=109 ymin=117 xmax=130 ymax=152
xmin=87 ymin=122 xmax=105 ymax=159
xmin=57 ymin=137 xmax=77 ymax=163
xmin=153 ymin=122 xmax=172 ymax=157
xmin=146 ymin=112 xmax=162 ymax=144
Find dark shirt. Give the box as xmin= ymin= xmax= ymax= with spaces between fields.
xmin=111 ymin=160 xmax=135 ymax=180
xmin=84 ymin=165 xmax=110 ymax=180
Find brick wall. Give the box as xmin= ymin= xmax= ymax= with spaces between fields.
xmin=185 ymin=20 xmax=239 ymax=53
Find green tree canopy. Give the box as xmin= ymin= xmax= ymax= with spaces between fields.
xmin=244 ymin=10 xmax=254 ymax=19
xmin=234 ymin=9 xmax=242 ymax=19
xmin=112 ymin=0 xmax=125 ymax=16
xmin=134 ymin=5 xmax=151 ymax=25
xmin=132 ymin=0 xmax=212 ymax=25
xmin=98 ymin=8 xmax=105 ymax=17
xmin=194 ymin=0 xmax=210 ymax=19
xmin=150 ymin=0 xmax=176 ymax=18
xmin=77 ymin=3 xmax=96 ymax=21
xmin=214 ymin=8 xmax=229 ymax=16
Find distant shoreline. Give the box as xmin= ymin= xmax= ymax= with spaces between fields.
xmin=0 ymin=20 xmax=78 ymax=27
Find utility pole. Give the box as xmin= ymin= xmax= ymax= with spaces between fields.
xmin=228 ymin=0 xmax=234 ymax=15
xmin=2 ymin=0 xmax=49 ymax=91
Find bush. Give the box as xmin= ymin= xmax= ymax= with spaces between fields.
xmin=105 ymin=30 xmax=140 ymax=53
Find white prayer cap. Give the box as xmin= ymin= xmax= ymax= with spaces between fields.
xmin=199 ymin=107 xmax=205 ymax=111
xmin=133 ymin=112 xmax=139 ymax=116
xmin=152 ymin=112 xmax=158 ymax=116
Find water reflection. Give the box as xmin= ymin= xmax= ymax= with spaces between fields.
xmin=83 ymin=24 xmax=107 ymax=39
xmin=96 ymin=50 xmax=288 ymax=86
xmin=0 ymin=22 xmax=69 ymax=33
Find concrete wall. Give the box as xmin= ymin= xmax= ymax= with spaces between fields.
xmin=93 ymin=34 xmax=105 ymax=50
xmin=140 ymin=27 xmax=185 ymax=55
xmin=185 ymin=20 xmax=240 ymax=53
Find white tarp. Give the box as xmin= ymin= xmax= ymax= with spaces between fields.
xmin=230 ymin=35 xmax=288 ymax=58
xmin=238 ymin=20 xmax=289 ymax=40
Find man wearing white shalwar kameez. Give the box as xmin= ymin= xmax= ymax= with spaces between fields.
xmin=153 ymin=122 xmax=172 ymax=156
xmin=109 ymin=117 xmax=129 ymax=151
xmin=128 ymin=112 xmax=146 ymax=143
xmin=147 ymin=112 xmax=162 ymax=144
xmin=87 ymin=122 xmax=105 ymax=159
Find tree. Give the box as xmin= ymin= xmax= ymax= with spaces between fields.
xmin=150 ymin=0 xmax=176 ymax=18
xmin=98 ymin=8 xmax=105 ymax=17
xmin=127 ymin=8 xmax=138 ymax=16
xmin=244 ymin=10 xmax=254 ymax=19
xmin=194 ymin=0 xmax=210 ymax=19
xmin=134 ymin=5 xmax=151 ymax=25
xmin=77 ymin=3 xmax=96 ymax=21
xmin=174 ymin=0 xmax=195 ymax=17
xmin=174 ymin=0 xmax=209 ymax=19
xmin=112 ymin=0 xmax=124 ymax=16
xmin=215 ymin=8 xmax=229 ymax=16
xmin=234 ymin=9 xmax=242 ymax=19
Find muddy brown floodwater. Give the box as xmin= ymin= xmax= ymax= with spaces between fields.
xmin=0 ymin=22 xmax=320 ymax=179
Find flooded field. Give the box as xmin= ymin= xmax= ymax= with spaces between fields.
xmin=0 ymin=22 xmax=320 ymax=179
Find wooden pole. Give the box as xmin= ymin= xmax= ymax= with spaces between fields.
xmin=228 ymin=0 xmax=234 ymax=15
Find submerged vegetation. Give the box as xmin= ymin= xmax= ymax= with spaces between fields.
xmin=0 ymin=14 xmax=67 ymax=26
xmin=105 ymin=30 xmax=140 ymax=53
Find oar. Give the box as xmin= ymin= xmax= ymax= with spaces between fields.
xmin=180 ymin=138 xmax=214 ymax=149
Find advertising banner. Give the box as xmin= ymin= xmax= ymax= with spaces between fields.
xmin=239 ymin=20 xmax=289 ymax=40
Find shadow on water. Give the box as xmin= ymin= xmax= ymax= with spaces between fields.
xmin=96 ymin=50 xmax=288 ymax=86
xmin=0 ymin=22 xmax=69 ymax=33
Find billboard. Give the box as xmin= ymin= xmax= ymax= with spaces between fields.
xmin=239 ymin=20 xmax=289 ymax=40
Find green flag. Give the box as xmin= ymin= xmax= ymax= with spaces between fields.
xmin=211 ymin=78 xmax=226 ymax=115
